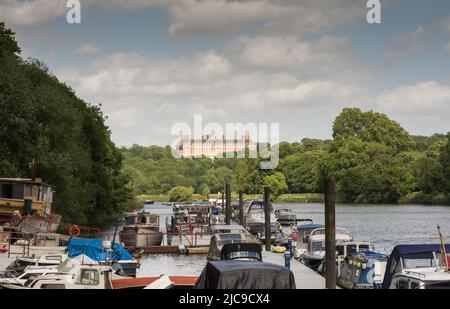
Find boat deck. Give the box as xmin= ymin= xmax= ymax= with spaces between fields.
xmin=262 ymin=251 xmax=329 ymax=289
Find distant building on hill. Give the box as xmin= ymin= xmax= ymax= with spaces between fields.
xmin=177 ymin=135 xmax=256 ymax=158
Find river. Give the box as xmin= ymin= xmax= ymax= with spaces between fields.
xmin=136 ymin=202 xmax=450 ymax=278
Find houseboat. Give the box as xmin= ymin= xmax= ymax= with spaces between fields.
xmin=0 ymin=178 xmax=61 ymax=233
xmin=119 ymin=209 xmax=163 ymax=249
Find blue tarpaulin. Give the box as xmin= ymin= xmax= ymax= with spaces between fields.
xmin=67 ymin=238 xmax=133 ymax=262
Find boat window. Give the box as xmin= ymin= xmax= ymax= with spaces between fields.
xmin=358 ymin=244 xmax=369 ymax=251
xmin=79 ymin=269 xmax=100 ymax=285
xmin=45 ymin=255 xmax=62 ymax=261
xmin=396 ymin=280 xmax=409 ymax=289
xmin=336 ymin=245 xmax=345 ymax=256
xmin=311 ymin=241 xmax=325 ymax=252
xmin=219 ymin=234 xmax=243 ymax=241
xmin=410 ymin=282 xmax=420 ymax=289
xmin=402 ymin=253 xmax=437 ymax=269
xmin=426 ymin=281 xmax=450 ymax=289
xmin=1 ymin=183 xmax=13 ymax=199
xmin=41 ymin=284 xmax=66 ymax=289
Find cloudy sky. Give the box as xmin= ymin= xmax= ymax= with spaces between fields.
xmin=2 ymin=0 xmax=450 ymax=146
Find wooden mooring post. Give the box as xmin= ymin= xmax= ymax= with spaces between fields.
xmin=264 ymin=187 xmax=271 ymax=252
xmin=239 ymin=191 xmax=244 ymax=225
xmin=225 ymin=183 xmax=231 ymax=225
xmin=325 ymin=178 xmax=336 ymax=289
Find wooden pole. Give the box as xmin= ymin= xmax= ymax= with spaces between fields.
xmin=239 ymin=191 xmax=244 ymax=226
xmin=325 ymin=178 xmax=336 ymax=289
xmin=225 ymin=183 xmax=231 ymax=225
xmin=264 ymin=187 xmax=271 ymax=252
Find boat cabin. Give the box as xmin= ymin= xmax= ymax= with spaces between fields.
xmin=207 ymin=225 xmax=261 ymax=260
xmin=124 ymin=210 xmax=159 ymax=226
xmin=0 ymin=178 xmax=54 ymax=222
xmin=383 ymin=244 xmax=450 ymax=289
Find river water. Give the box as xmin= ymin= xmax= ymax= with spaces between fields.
xmin=136 ymin=202 xmax=450 ymax=278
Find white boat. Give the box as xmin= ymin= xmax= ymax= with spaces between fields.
xmin=383 ymin=244 xmax=450 ymax=289
xmin=302 ymin=227 xmax=352 ymax=270
xmin=244 ymin=200 xmax=278 ymax=237
xmin=6 ymin=252 xmax=68 ymax=273
xmin=390 ymin=267 xmax=450 ymax=289
xmin=275 ymin=209 xmax=297 ymax=226
xmin=0 ymin=256 xmax=114 ymax=289
xmin=0 ymin=265 xmax=60 ymax=286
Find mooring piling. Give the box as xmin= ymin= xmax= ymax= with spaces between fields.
xmin=264 ymin=187 xmax=271 ymax=252
xmin=325 ymin=178 xmax=336 ymax=289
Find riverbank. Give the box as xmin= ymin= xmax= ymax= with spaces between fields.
xmin=137 ymin=193 xmax=325 ymax=204
xmin=137 ymin=192 xmax=450 ymax=206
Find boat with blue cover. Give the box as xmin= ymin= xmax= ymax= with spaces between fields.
xmin=67 ymin=238 xmax=139 ymax=277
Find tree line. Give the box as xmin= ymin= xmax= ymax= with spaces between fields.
xmin=122 ymin=108 xmax=450 ymax=205
xmin=0 ymin=23 xmax=137 ymax=226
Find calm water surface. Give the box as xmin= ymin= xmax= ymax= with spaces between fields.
xmin=137 ymin=202 xmax=450 ymax=277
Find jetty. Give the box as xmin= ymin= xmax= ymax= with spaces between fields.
xmin=263 ymin=251 xmax=327 ymax=289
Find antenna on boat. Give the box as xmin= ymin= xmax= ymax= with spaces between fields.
xmin=437 ymin=224 xmax=449 ymax=272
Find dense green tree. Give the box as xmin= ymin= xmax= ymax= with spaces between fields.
xmin=0 ymin=23 xmax=137 ymax=226
xmin=168 ymin=186 xmax=194 ymax=202
xmin=263 ymin=172 xmax=288 ymax=201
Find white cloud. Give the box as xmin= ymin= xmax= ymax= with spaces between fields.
xmin=376 ymin=81 xmax=450 ymax=113
xmin=228 ymin=36 xmax=353 ymax=77
xmin=58 ymin=45 xmax=366 ymax=146
xmin=0 ymin=0 xmax=371 ymax=36
xmin=74 ymin=43 xmax=101 ymax=55
xmin=0 ymin=0 xmax=67 ymax=26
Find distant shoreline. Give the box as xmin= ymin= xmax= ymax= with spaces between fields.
xmin=136 ymin=193 xmax=450 ymax=206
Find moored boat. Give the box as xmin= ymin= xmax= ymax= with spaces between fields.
xmin=207 ymin=225 xmax=261 ymax=261
xmin=244 ymin=200 xmax=278 ymax=238
xmin=302 ymin=227 xmax=352 ymax=270
xmin=119 ymin=209 xmax=163 ymax=249
xmin=383 ymin=244 xmax=450 ymax=289
xmin=275 ymin=208 xmax=297 ymax=226
xmin=0 ymin=178 xmax=60 ymax=234
xmin=338 ymin=250 xmax=389 ymax=289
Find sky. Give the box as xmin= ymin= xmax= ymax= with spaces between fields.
xmin=2 ymin=0 xmax=450 ymax=147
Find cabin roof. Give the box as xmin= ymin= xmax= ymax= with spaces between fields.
xmin=0 ymin=178 xmax=53 ymax=187
xmin=397 ymin=268 xmax=450 ymax=281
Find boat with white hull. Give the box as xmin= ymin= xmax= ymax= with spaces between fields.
xmin=302 ymin=227 xmax=352 ymax=270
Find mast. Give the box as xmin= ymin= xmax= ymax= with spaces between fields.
xmin=437 ymin=225 xmax=449 ymax=272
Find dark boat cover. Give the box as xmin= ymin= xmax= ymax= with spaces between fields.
xmin=194 ymin=260 xmax=296 ymax=289
xmin=67 ymin=238 xmax=133 ymax=262
xmin=382 ymin=244 xmax=450 ymax=289
xmin=297 ymin=223 xmax=324 ymax=231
